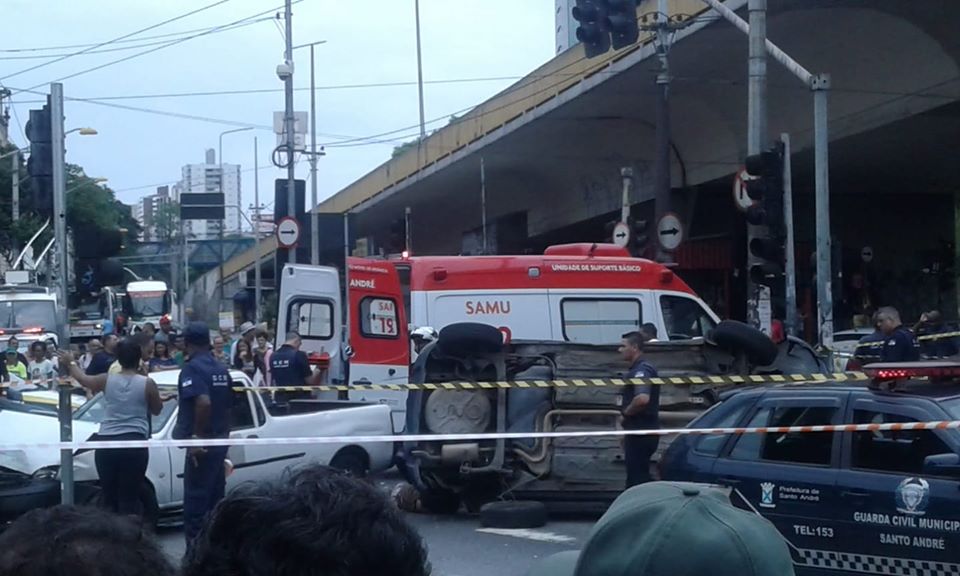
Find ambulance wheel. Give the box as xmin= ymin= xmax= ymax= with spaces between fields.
xmin=479 ymin=500 xmax=547 ymax=529
xmin=709 ymin=320 xmax=778 ymax=367
xmin=330 ymin=447 xmax=369 ymax=479
xmin=437 ymin=323 xmax=503 ymax=357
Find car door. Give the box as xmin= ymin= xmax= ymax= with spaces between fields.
xmin=347 ymin=258 xmax=409 ymax=432
xmin=711 ymin=394 xmax=844 ymax=561
xmin=831 ymin=396 xmax=960 ymax=573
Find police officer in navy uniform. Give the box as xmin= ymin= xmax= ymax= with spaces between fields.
xmin=174 ymin=322 xmax=233 ymax=551
xmin=270 ymin=331 xmax=319 ymax=405
xmin=876 ymin=306 xmax=920 ymax=362
xmin=618 ymin=331 xmax=660 ymax=488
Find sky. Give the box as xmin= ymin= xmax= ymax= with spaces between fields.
xmin=1 ymin=0 xmax=556 ymax=216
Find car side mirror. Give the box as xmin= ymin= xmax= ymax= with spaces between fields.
xmin=922 ymin=453 xmax=960 ymax=477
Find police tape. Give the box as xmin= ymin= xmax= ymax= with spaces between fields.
xmin=855 ymin=330 xmax=960 ymax=349
xmin=1 ymin=419 xmax=957 ymax=451
xmin=245 ymin=371 xmax=871 ymax=393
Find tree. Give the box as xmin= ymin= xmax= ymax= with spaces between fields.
xmin=152 ymin=201 xmax=181 ymax=244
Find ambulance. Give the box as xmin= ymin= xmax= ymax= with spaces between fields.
xmin=277 ymin=243 xmax=720 ymax=431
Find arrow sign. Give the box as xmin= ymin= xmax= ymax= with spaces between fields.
xmin=656 ymin=213 xmax=684 ymax=252
xmin=275 ymin=217 xmax=301 ymax=248
xmin=612 ymin=221 xmax=631 ymax=248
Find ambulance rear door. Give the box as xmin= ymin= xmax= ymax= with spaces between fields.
xmin=347 ymin=258 xmax=410 ymax=432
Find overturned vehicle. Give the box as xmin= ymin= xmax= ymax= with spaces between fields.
xmin=398 ymin=321 xmax=828 ymax=512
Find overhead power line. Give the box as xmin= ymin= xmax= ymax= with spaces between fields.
xmin=0 ymin=17 xmax=273 ymax=61
xmin=0 ymin=0 xmax=232 ymax=81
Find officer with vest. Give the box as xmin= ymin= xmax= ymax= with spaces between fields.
xmin=619 ymin=331 xmax=660 ymax=488
xmin=876 ymin=306 xmax=920 ymax=362
xmin=270 ymin=331 xmax=320 ymax=405
xmin=174 ymin=322 xmax=233 ymax=552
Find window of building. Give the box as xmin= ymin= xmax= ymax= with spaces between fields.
xmin=561 ymin=298 xmax=641 ymax=344
xmin=360 ymin=297 xmax=399 ymax=339
xmin=729 ymin=404 xmax=837 ymax=466
xmin=851 ymin=410 xmax=953 ymax=475
xmin=287 ymin=300 xmax=333 ymax=340
xmin=660 ymin=295 xmax=716 ymax=340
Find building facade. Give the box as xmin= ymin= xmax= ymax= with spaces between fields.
xmin=178 ymin=149 xmax=241 ymax=240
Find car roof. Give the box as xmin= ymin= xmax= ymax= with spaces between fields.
xmin=149 ymin=368 xmax=248 ymax=389
xmin=724 ymin=382 xmax=960 ymax=403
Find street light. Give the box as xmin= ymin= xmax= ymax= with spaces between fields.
xmin=218 ymin=127 xmax=254 ymax=310
xmin=65 ymin=127 xmax=98 ymax=136
xmin=292 ymin=40 xmax=328 ymax=266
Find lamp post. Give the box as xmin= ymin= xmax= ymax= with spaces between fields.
xmin=217 ymin=127 xmax=253 ymax=310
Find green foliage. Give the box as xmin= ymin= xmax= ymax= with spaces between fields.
xmin=153 ymin=201 xmax=181 ymax=243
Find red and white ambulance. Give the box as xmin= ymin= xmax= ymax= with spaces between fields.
xmin=277 ymin=243 xmax=720 ymax=430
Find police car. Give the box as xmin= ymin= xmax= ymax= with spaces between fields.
xmin=659 ymin=362 xmax=960 ymax=576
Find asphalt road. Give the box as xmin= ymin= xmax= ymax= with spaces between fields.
xmin=159 ymin=512 xmax=596 ymax=576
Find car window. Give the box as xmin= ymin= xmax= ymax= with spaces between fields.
xmin=561 ymin=298 xmax=641 ymax=344
xmin=287 ymin=299 xmax=333 ymax=340
xmin=694 ymin=402 xmax=751 ymax=456
xmin=851 ymin=410 xmax=954 ymax=475
xmin=74 ymin=394 xmax=177 ymax=435
xmin=231 ymin=390 xmax=256 ymax=430
xmin=660 ymin=295 xmax=716 ymax=340
xmin=943 ymin=398 xmax=960 ymax=420
xmin=729 ymin=404 xmax=837 ymax=466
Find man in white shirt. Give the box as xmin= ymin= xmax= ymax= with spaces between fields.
xmin=27 ymin=341 xmax=57 ymax=388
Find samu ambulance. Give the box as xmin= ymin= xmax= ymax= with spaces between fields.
xmin=277 ymin=243 xmax=720 ymax=430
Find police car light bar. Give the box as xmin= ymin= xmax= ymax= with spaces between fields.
xmin=863 ymin=362 xmax=960 ymax=380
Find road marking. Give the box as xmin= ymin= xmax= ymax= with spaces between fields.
xmin=476 ymin=528 xmax=577 ymax=544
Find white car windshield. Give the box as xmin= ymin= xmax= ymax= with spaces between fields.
xmin=0 ymin=300 xmax=57 ymax=331
xmin=74 ymin=393 xmax=178 ymax=434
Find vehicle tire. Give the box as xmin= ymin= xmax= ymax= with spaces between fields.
xmin=709 ymin=320 xmax=778 ymax=366
xmin=437 ymin=323 xmax=503 ymax=357
xmin=329 ymin=448 xmax=369 ymax=478
xmin=479 ymin=500 xmax=547 ymax=529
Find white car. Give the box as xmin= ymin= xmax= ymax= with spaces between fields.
xmin=831 ymin=328 xmax=875 ymax=371
xmin=0 ymin=370 xmax=395 ymax=526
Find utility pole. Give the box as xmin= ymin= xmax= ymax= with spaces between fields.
xmin=404 ymin=207 xmax=412 ymax=255
xmin=813 ymin=74 xmax=833 ymax=349
xmin=309 ymin=43 xmax=320 ymax=265
xmin=480 ymin=157 xmax=487 ymax=254
xmin=284 ymin=0 xmax=297 ymax=264
xmin=11 ymin=150 xmax=18 ymax=251
xmin=415 ymin=0 xmax=426 ymax=141
xmin=781 ymin=133 xmax=797 ymax=336
xmin=253 ymin=137 xmax=262 ymax=323
xmin=746 ymin=0 xmax=768 ymax=330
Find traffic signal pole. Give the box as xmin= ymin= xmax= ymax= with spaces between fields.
xmin=653 ymin=0 xmax=673 ymax=264
xmin=746 ymin=0 xmax=767 ymax=331
xmin=284 ymin=0 xmax=298 ymax=265
xmin=781 ymin=133 xmax=797 ymax=337
xmin=51 ymin=82 xmax=74 ymax=506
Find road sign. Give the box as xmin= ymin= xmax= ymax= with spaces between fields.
xmin=732 ymin=168 xmax=758 ymax=212
xmin=861 ymin=246 xmax=874 ymax=263
xmin=657 ymin=212 xmax=684 ymax=252
xmin=180 ymin=192 xmax=225 ymax=221
xmin=612 ymin=221 xmax=630 ymax=247
xmin=276 ymin=217 xmax=301 ymax=248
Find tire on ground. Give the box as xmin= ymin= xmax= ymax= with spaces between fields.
xmin=437 ymin=323 xmax=503 ymax=357
xmin=329 ymin=447 xmax=369 ymax=478
xmin=479 ymin=500 xmax=547 ymax=529
xmin=709 ymin=320 xmax=779 ymax=366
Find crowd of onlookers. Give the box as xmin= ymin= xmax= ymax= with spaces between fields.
xmin=0 ymin=467 xmax=797 ymax=576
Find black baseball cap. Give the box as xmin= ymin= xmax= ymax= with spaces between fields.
xmin=182 ymin=322 xmax=211 ymax=347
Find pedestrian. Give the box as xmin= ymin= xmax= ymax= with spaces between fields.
xmin=156 ymin=316 xmax=175 ymax=343
xmin=252 ymin=330 xmax=272 ymax=386
xmin=60 ymin=339 xmax=163 ymax=517
xmin=233 ymin=339 xmax=258 ymax=380
xmin=618 ymin=331 xmax=660 ymax=488
xmin=6 ymin=336 xmax=29 ymax=366
xmin=913 ymin=310 xmax=958 ymax=358
xmin=171 ymin=333 xmax=187 ymax=367
xmin=86 ymin=334 xmax=118 ymax=376
xmin=27 ymin=341 xmax=57 ymax=388
xmin=80 ymin=339 xmax=102 ymax=371
xmin=3 ymin=347 xmax=28 ymax=387
xmin=229 ymin=321 xmax=260 ymax=363
xmin=181 ymin=465 xmax=429 ymax=576
xmin=639 ymin=322 xmax=658 ymax=342
xmin=174 ymin=322 xmax=233 ymax=552
xmin=141 ymin=322 xmax=157 ymax=340
xmin=0 ymin=505 xmax=176 ymax=576
xmin=211 ymin=335 xmax=230 ymax=368
xmin=525 ymin=482 xmax=794 ymax=576
xmin=876 ymin=306 xmax=920 ymax=362
xmin=149 ymin=341 xmax=179 ymax=372
xmin=270 ymin=331 xmax=319 ymax=404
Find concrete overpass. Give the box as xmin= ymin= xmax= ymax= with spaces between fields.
xmin=219 ymin=0 xmax=960 ymax=326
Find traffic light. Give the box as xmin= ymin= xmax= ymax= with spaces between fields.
xmin=631 ymin=218 xmax=649 ymax=257
xmin=75 ymin=228 xmax=125 ymax=259
xmin=25 ymin=103 xmax=53 ymax=219
xmin=74 ymin=228 xmax=126 ymax=291
xmin=605 ymin=0 xmax=639 ymax=50
xmin=572 ymin=0 xmax=611 ymax=59
xmin=744 ymin=144 xmax=786 ymax=285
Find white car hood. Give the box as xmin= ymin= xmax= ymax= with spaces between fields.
xmin=0 ymin=411 xmax=100 ymax=474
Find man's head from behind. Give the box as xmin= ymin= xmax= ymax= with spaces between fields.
xmin=0 ymin=505 xmax=175 ymax=576
xmin=527 ymin=482 xmax=795 ymax=576
xmin=285 ymin=330 xmax=303 ymax=350
xmin=183 ymin=322 xmax=211 ymax=357
xmin=876 ymin=306 xmax=902 ymax=335
xmin=183 ymin=465 xmax=429 ymax=576
xmin=619 ymin=331 xmax=644 ymax=364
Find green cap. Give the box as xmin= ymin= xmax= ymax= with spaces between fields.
xmin=5 ymin=348 xmax=17 ymax=355
xmin=526 ymin=482 xmax=795 ymax=576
